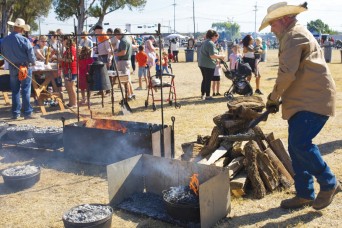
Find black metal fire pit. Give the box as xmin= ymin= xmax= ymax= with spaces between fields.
xmin=63 ymin=119 xmax=174 ymax=165
xmin=163 ymin=186 xmax=200 ymax=222
xmin=33 ymin=126 xmax=63 ymax=146
xmin=62 ymin=204 xmax=113 ymax=228
xmin=1 ymin=165 xmax=41 ymax=190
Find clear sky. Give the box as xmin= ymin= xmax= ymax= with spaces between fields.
xmin=40 ymin=0 xmax=342 ymax=35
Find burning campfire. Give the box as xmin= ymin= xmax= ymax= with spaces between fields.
xmin=162 ymin=173 xmax=200 ymax=222
xmin=64 ymin=119 xmax=174 ymax=165
xmin=189 ymin=173 xmax=199 ymax=195
xmin=108 ymin=154 xmax=230 ymax=227
xmin=84 ymin=119 xmax=127 ymax=133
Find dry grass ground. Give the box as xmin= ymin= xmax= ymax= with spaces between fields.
xmin=0 ymin=49 xmax=341 ymax=227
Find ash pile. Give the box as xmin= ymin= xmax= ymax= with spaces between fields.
xmin=181 ymin=96 xmax=294 ymax=199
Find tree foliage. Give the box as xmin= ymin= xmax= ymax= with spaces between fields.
xmin=13 ymin=0 xmax=52 ymax=32
xmin=53 ymin=0 xmax=146 ymax=34
xmin=212 ymin=21 xmax=240 ymax=41
xmin=88 ymin=0 xmax=146 ymax=25
xmin=0 ymin=0 xmax=52 ymax=35
xmin=307 ymin=19 xmax=336 ymax=34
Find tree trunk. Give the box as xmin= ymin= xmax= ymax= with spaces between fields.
xmin=1 ymin=0 xmax=15 ymax=37
xmin=268 ymin=138 xmax=295 ymax=177
xmin=95 ymin=15 xmax=105 ymax=27
xmin=77 ymin=0 xmax=85 ymax=34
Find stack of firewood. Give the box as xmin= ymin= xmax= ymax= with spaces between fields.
xmin=181 ymin=96 xmax=294 ymax=199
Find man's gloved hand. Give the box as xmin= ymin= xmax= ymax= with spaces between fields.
xmin=266 ymin=93 xmax=280 ymax=113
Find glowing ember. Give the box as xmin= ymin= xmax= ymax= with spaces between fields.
xmin=189 ymin=174 xmax=199 ymax=195
xmin=85 ymin=119 xmax=127 ymax=133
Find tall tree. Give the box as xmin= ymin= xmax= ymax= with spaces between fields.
xmin=0 ymin=0 xmax=16 ymax=37
xmin=53 ymin=0 xmax=146 ymax=34
xmin=1 ymin=0 xmax=52 ymax=36
xmin=88 ymin=0 xmax=146 ymax=27
xmin=53 ymin=0 xmax=96 ymax=34
xmin=212 ymin=21 xmax=240 ymax=41
xmin=12 ymin=0 xmax=52 ymax=32
xmin=307 ymin=19 xmax=336 ymax=34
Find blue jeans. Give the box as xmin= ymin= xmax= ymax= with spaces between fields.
xmin=10 ymin=67 xmax=33 ymax=117
xmin=288 ymin=111 xmax=336 ymax=200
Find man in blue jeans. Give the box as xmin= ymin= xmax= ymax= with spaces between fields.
xmin=259 ymin=2 xmax=340 ymax=210
xmin=1 ymin=18 xmax=36 ymax=119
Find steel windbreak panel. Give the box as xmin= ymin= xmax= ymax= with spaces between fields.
xmin=142 ymin=155 xmax=226 ymax=196
xmin=107 ymin=155 xmax=144 ymax=206
xmin=63 ymin=124 xmax=152 ymax=165
xmin=199 ymin=170 xmax=231 ymax=228
xmin=107 ymin=155 xmax=231 ymax=226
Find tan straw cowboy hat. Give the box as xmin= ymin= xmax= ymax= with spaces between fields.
xmin=259 ymin=2 xmax=308 ymax=31
xmin=7 ymin=18 xmax=31 ymax=32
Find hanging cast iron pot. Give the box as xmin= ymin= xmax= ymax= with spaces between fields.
xmin=87 ymin=61 xmax=111 ymax=91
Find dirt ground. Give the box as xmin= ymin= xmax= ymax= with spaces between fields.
xmin=0 ymin=49 xmax=341 ymax=227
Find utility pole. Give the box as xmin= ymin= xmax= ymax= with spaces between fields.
xmin=172 ymin=0 xmax=176 ymax=33
xmin=193 ymin=0 xmax=195 ymax=37
xmin=253 ymin=2 xmax=258 ymax=35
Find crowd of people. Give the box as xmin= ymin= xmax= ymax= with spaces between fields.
xmin=0 ymin=21 xmax=179 ymax=117
xmin=197 ymin=30 xmax=266 ymax=100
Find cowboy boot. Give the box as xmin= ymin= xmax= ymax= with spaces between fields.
xmin=313 ymin=182 xmax=341 ymax=210
xmin=280 ymin=196 xmax=314 ymax=209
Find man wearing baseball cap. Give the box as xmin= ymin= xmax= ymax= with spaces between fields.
xmin=1 ymin=18 xmax=37 ymax=119
xmin=260 ymin=2 xmax=339 ymax=210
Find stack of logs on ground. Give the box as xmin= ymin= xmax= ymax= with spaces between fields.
xmin=181 ymin=96 xmax=295 ymax=199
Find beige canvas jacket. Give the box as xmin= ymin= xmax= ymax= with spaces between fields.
xmin=270 ymin=20 xmax=336 ymax=120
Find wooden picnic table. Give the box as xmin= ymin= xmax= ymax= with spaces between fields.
xmin=32 ymin=64 xmax=64 ymax=115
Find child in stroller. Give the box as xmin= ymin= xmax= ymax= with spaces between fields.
xmin=221 ymin=56 xmax=253 ymax=100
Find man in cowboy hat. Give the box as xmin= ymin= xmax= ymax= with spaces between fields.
xmin=1 ymin=18 xmax=37 ymax=119
xmin=259 ymin=2 xmax=340 ymax=210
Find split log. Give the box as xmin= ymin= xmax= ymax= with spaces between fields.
xmin=224 ymin=119 xmax=246 ymax=130
xmin=264 ymin=148 xmax=294 ymax=189
xmin=256 ymin=149 xmax=280 ymax=191
xmin=220 ymin=140 xmax=233 ymax=151
xmin=213 ymin=157 xmax=226 ymax=167
xmin=219 ymin=129 xmax=256 ymax=142
xmin=244 ymin=141 xmax=266 ymax=199
xmin=266 ymin=132 xmax=275 ymax=143
xmin=223 ymin=119 xmax=249 ymax=135
xmin=181 ymin=142 xmax=203 ymax=162
xmin=198 ymin=146 xmax=228 ymax=165
xmin=227 ymin=96 xmax=265 ymax=113
xmin=230 ymin=141 xmax=246 ymax=158
xmin=197 ymin=135 xmax=210 ymax=145
xmin=200 ymin=126 xmax=223 ymax=157
xmin=235 ymin=105 xmax=263 ymax=121
xmin=230 ymin=171 xmax=248 ymax=197
xmin=252 ymin=126 xmax=267 ymax=151
xmin=213 ymin=112 xmax=234 ymax=128
xmin=227 ymin=156 xmax=244 ymax=179
xmin=269 ymin=139 xmax=295 ymax=177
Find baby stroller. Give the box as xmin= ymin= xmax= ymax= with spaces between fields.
xmin=221 ymin=59 xmax=253 ymax=100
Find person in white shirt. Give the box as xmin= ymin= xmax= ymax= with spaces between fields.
xmin=170 ymin=38 xmax=179 ymax=62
